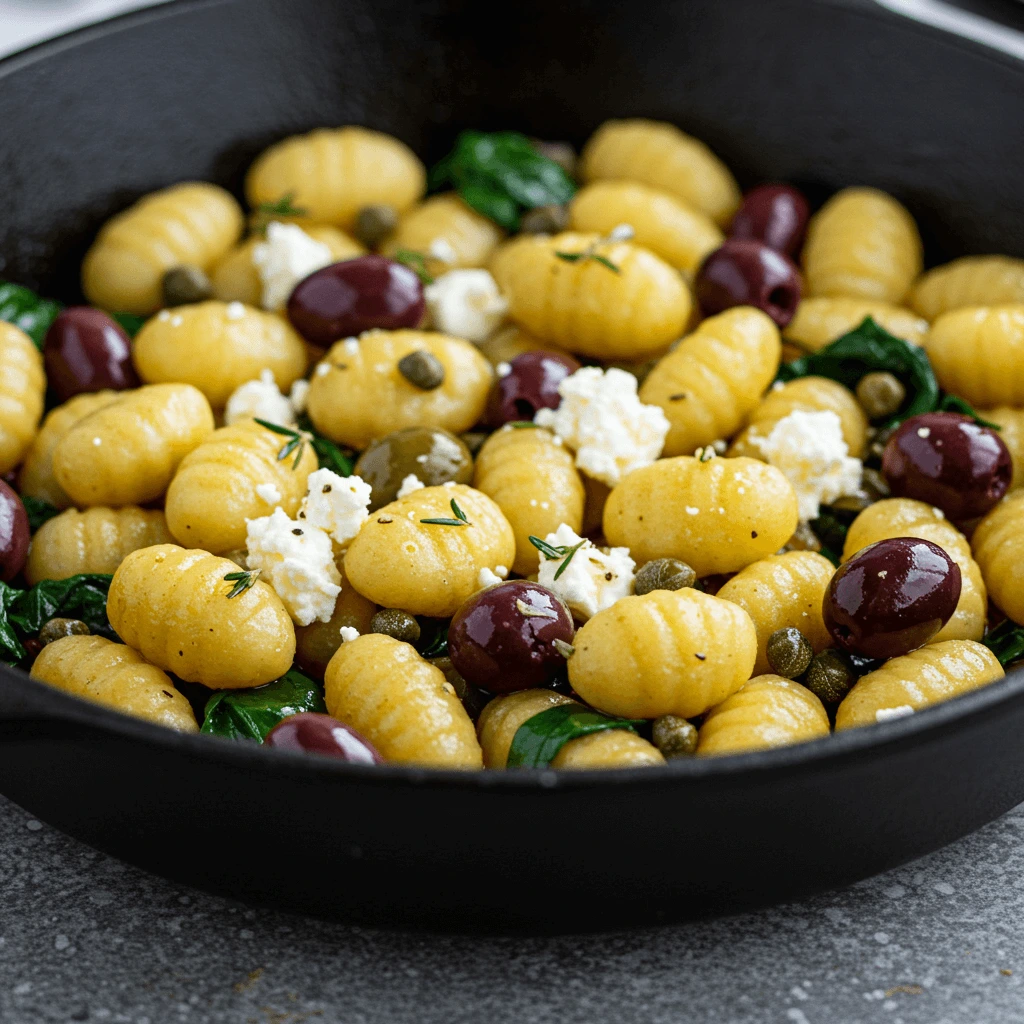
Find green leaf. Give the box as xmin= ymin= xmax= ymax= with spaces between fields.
xmin=295 ymin=413 xmax=353 ymax=476
xmin=21 ymin=496 xmax=62 ymax=533
xmin=937 ymin=394 xmax=1002 ymax=430
xmin=200 ymin=669 xmax=326 ymax=742
xmin=808 ymin=510 xmax=848 ymax=567
xmin=0 ymin=583 xmax=25 ymax=662
xmin=0 ymin=280 xmax=63 ymax=349
xmin=111 ymin=312 xmax=147 ymax=338
xmin=982 ymin=619 xmax=1024 ymax=668
xmin=391 ymin=248 xmax=434 ymax=285
xmin=417 ymin=618 xmax=450 ymax=659
xmin=429 ymin=131 xmax=576 ymax=232
xmin=507 ymin=704 xmax=644 ymax=768
xmin=777 ymin=317 xmax=938 ymax=428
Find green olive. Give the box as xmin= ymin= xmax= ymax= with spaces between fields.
xmin=634 ymin=558 xmax=697 ymax=596
xmin=354 ymin=427 xmax=474 ymax=511
xmin=370 ymin=608 xmax=421 ymax=645
xmin=398 ymin=350 xmax=445 ymax=390
xmin=38 ymin=618 xmax=90 ymax=646
xmin=295 ymin=604 xmax=370 ymax=679
xmin=652 ymin=715 xmax=698 ymax=758
xmin=804 ymin=648 xmax=857 ymax=704
xmin=161 ymin=265 xmax=213 ymax=307
xmin=354 ymin=204 xmax=398 ymax=248
xmin=856 ymin=372 xmax=906 ymax=420
xmin=766 ymin=627 xmax=814 ymax=679
xmin=519 ymin=204 xmax=570 ymax=235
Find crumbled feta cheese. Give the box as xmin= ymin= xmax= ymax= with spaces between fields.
xmin=534 ymin=367 xmax=669 ymax=487
xmin=245 ymin=508 xmax=341 ymax=625
xmin=224 ymin=369 xmax=296 ymax=427
xmin=339 ymin=626 xmax=360 ymax=643
xmin=255 ymin=482 xmax=282 ymax=506
xmin=494 ymin=565 xmax=509 ymax=578
xmin=300 ymin=469 xmax=371 ymax=545
xmin=536 ymin=523 xmax=635 ymax=621
xmin=396 ymin=474 xmax=426 ymax=499
xmin=226 ymin=301 xmax=246 ymax=320
xmin=428 ymin=237 xmax=458 ymax=265
xmin=748 ymin=410 xmax=862 ymax=521
xmin=289 ymin=378 xmax=310 ymax=415
xmin=875 ymin=705 xmax=915 ymax=723
xmin=424 ymin=269 xmax=508 ymax=342
xmin=477 ymin=567 xmax=504 ymax=588
xmin=252 ymin=221 xmax=333 ymax=311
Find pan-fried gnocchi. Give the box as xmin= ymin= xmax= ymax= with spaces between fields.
xmin=7 ymin=118 xmax=1022 ymax=769
xmin=82 ymin=182 xmax=243 ymax=314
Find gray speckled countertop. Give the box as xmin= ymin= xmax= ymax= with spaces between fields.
xmin=0 ymin=794 xmax=1022 ymax=1024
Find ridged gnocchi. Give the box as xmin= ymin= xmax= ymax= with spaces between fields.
xmin=133 ymin=301 xmax=307 ymax=408
xmin=979 ymin=407 xmax=1024 ymax=490
xmin=245 ymin=127 xmax=426 ymax=230
xmin=784 ymin=297 xmax=928 ymax=352
xmin=971 ymin=491 xmax=1024 ymax=625
xmin=31 ymin=635 xmax=198 ymax=732
xmin=580 ymin=118 xmax=741 ymax=227
xmin=697 ymin=676 xmax=829 ymax=756
xmin=910 ymin=255 xmax=1024 ymax=321
xmin=53 ymin=384 xmax=214 ymax=507
xmin=924 ymin=305 xmax=1024 ymax=408
xmin=165 ymin=419 xmax=319 ymax=554
xmin=639 ymin=307 xmax=781 ymax=457
xmin=717 ymin=552 xmax=835 ymax=675
xmin=842 ymin=498 xmax=987 ymax=643
xmin=835 ymin=640 xmax=1003 ymax=730
xmin=569 ymin=180 xmax=724 ymax=277
xmin=324 ymin=633 xmax=481 ymax=768
xmin=108 ymin=544 xmax=295 ymax=688
xmin=0 ymin=323 xmax=46 ymax=475
xmin=568 ymin=589 xmax=758 ymax=719
xmin=306 ymin=329 xmax=493 ymax=449
xmin=26 ymin=506 xmax=173 ymax=584
xmin=81 ymin=182 xmax=243 ymax=314
xmin=603 ymin=455 xmax=799 ymax=576
xmin=802 ymin=187 xmax=922 ymax=303
xmin=473 ymin=425 xmax=584 ymax=576
xmin=490 ymin=231 xmax=692 ymax=360
xmin=344 ymin=484 xmax=515 ymax=617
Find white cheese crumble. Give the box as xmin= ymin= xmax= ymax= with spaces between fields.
xmin=536 ymin=523 xmax=635 ymax=621
xmin=339 ymin=626 xmax=360 ymax=643
xmin=424 ymin=268 xmax=508 ymax=343
xmin=252 ymin=221 xmax=333 ymax=311
xmin=245 ymin=508 xmax=341 ymax=625
xmin=875 ymin=705 xmax=915 ymax=723
xmin=396 ymin=474 xmax=426 ymax=499
xmin=477 ymin=567 xmax=504 ymax=588
xmin=255 ymin=482 xmax=282 ymax=506
xmin=299 ymin=469 xmax=371 ymax=545
xmin=495 ymin=565 xmax=509 ymax=578
xmin=748 ymin=409 xmax=862 ymax=521
xmin=289 ymin=378 xmax=310 ymax=415
xmin=428 ymin=237 xmax=458 ymax=265
xmin=534 ymin=366 xmax=669 ymax=487
xmin=224 ymin=369 xmax=296 ymax=427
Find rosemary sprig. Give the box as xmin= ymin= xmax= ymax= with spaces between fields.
xmin=552 ymin=638 xmax=576 ymax=659
xmin=250 ymin=192 xmax=308 ymax=234
xmin=421 ymin=498 xmax=472 ymax=527
xmin=393 ymin=248 xmax=434 ymax=285
xmin=516 ymin=598 xmax=556 ymax=619
xmin=507 ymin=421 xmax=540 ymax=429
xmin=253 ymin=418 xmax=310 ymax=470
xmin=528 ymin=535 xmax=587 ymax=580
xmin=224 ymin=568 xmax=261 ymax=599
xmin=554 ymin=250 xmax=620 ymax=273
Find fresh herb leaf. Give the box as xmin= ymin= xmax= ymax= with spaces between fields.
xmin=777 ymin=317 xmax=938 ymax=428
xmin=0 ymin=280 xmax=63 ymax=349
xmin=200 ymin=668 xmax=326 ymax=742
xmin=982 ymin=619 xmax=1024 ymax=667
xmin=552 ymin=540 xmax=586 ymax=581
xmin=429 ymin=131 xmax=577 ymax=231
xmin=392 ymin=248 xmax=434 ymax=285
xmin=506 ymin=704 xmax=643 ymax=768
xmin=554 ymin=249 xmax=620 ymax=273
xmin=253 ymin=418 xmax=310 ymax=469
xmin=111 ymin=312 xmax=147 ymax=338
xmin=507 ymin=421 xmax=539 ymax=429
xmin=449 ymin=498 xmax=469 ymax=523
xmin=250 ymin=192 xmax=308 ymax=234
xmin=552 ymin=638 xmax=576 ymax=659
xmin=528 ymin=535 xmax=564 ymax=560
xmin=417 ymin=618 xmax=450 ymax=659
xmin=21 ymin=496 xmax=62 ymax=533
xmin=223 ymin=568 xmax=261 ymax=599
xmin=420 ymin=517 xmax=467 ymax=526
xmin=937 ymin=394 xmax=1002 ymax=430
xmin=295 ymin=413 xmax=353 ymax=476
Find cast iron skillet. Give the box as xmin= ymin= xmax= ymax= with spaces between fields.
xmin=1 ymin=0 xmax=1023 ymax=932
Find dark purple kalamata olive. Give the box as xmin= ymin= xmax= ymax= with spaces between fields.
xmin=486 ymin=350 xmax=581 ymax=426
xmin=823 ymin=537 xmax=961 ymax=661
xmin=263 ymin=712 xmax=383 ymax=764
xmin=43 ymin=307 xmax=139 ymax=400
xmin=882 ymin=412 xmax=1011 ymax=522
xmin=286 ymin=255 xmax=425 ymax=346
xmin=448 ymin=581 xmax=575 ymax=693
xmin=730 ymin=184 xmax=810 ymax=257
xmin=0 ymin=480 xmax=29 ymax=583
xmin=695 ymin=238 xmax=802 ymax=328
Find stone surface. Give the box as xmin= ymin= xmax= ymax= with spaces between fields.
xmin=0 ymin=794 xmax=1021 ymax=1023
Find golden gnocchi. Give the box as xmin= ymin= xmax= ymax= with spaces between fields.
xmin=0 ymin=323 xmax=46 ymax=475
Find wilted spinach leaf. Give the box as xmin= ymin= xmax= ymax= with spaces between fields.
xmin=111 ymin=312 xmax=147 ymax=338
xmin=21 ymin=496 xmax=62 ymax=533
xmin=507 ymin=704 xmax=643 ymax=768
xmin=936 ymin=394 xmax=1001 ymax=430
xmin=0 ymin=280 xmax=62 ymax=349
xmin=200 ymin=669 xmax=326 ymax=742
xmin=416 ymin=618 xmax=449 ymax=659
xmin=982 ymin=619 xmax=1024 ymax=668
xmin=295 ymin=413 xmax=353 ymax=476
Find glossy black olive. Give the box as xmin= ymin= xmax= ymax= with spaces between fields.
xmin=823 ymin=537 xmax=961 ymax=660
xmin=695 ymin=238 xmax=802 ymax=328
xmin=882 ymin=412 xmax=1012 ymax=521
xmin=43 ymin=307 xmax=140 ymax=400
xmin=448 ymin=581 xmax=574 ymax=693
xmin=286 ymin=255 xmax=425 ymax=346
xmin=729 ymin=184 xmax=810 ymax=257
xmin=263 ymin=712 xmax=383 ymax=763
xmin=0 ymin=480 xmax=29 ymax=583
xmin=485 ymin=350 xmax=580 ymax=427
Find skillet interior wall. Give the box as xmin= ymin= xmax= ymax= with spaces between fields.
xmin=0 ymin=0 xmax=1022 ymax=303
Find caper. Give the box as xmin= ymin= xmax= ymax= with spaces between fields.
xmin=652 ymin=715 xmax=698 ymax=758
xmin=38 ymin=618 xmax=90 ymax=646
xmin=766 ymin=627 xmax=814 ymax=679
xmin=804 ymin=648 xmax=857 ymax=704
xmin=398 ymin=350 xmax=445 ymax=390
xmin=354 ymin=204 xmax=398 ymax=248
xmin=370 ymin=608 xmax=421 ymax=645
xmin=529 ymin=139 xmax=578 ymax=179
xmin=861 ymin=467 xmax=890 ymax=501
xmin=429 ymin=655 xmax=488 ymax=721
xmin=634 ymin=558 xmax=697 ymax=596
xmin=161 ymin=265 xmax=213 ymax=307
xmin=519 ymin=204 xmax=570 ymax=235
xmin=856 ymin=372 xmax=906 ymax=420
xmin=459 ymin=431 xmax=489 ymax=457
xmin=830 ymin=493 xmax=873 ymax=515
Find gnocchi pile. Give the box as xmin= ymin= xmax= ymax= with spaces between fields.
xmin=2 ymin=118 xmax=1023 ymax=771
